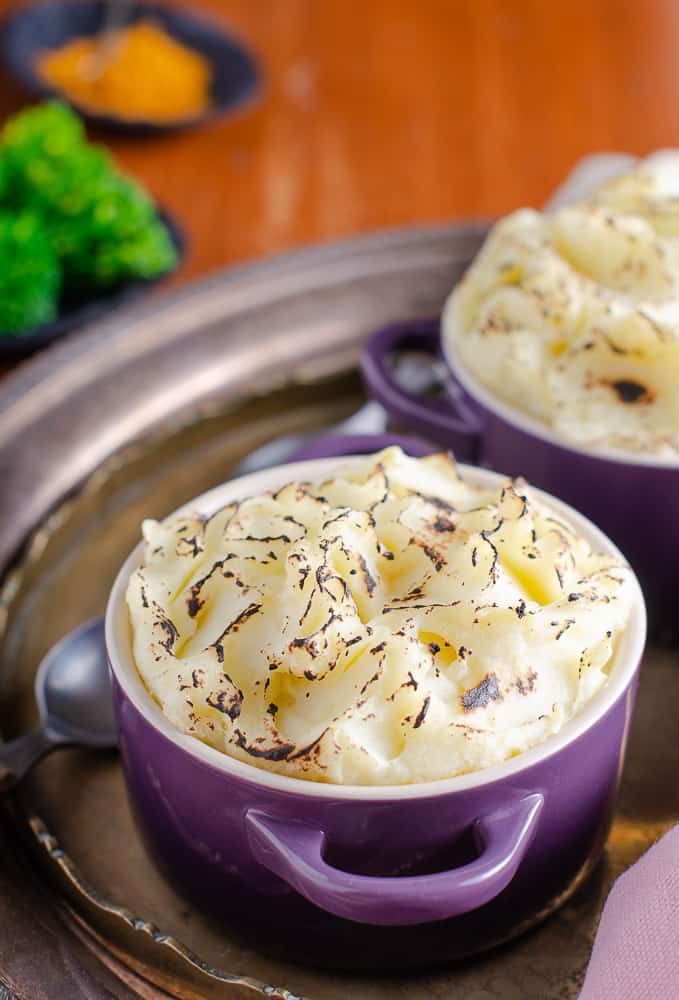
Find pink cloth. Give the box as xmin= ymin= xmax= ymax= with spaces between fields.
xmin=580 ymin=825 xmax=679 ymax=1000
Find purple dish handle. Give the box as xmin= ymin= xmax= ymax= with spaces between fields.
xmin=246 ymin=793 xmax=543 ymax=927
xmin=289 ymin=432 xmax=436 ymax=463
xmin=361 ymin=320 xmax=482 ymax=461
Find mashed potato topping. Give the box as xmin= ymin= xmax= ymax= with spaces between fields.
xmin=127 ymin=449 xmax=633 ymax=785
xmin=444 ymin=151 xmax=679 ymax=457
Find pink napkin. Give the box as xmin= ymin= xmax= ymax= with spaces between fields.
xmin=579 ymin=825 xmax=679 ymax=999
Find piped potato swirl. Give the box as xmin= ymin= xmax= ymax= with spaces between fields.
xmin=127 ymin=448 xmax=633 ymax=785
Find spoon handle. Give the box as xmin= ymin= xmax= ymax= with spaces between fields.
xmin=0 ymin=728 xmax=56 ymax=794
xmin=88 ymin=0 xmax=133 ymax=78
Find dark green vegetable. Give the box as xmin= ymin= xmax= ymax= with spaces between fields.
xmin=0 ymin=101 xmax=178 ymax=334
xmin=0 ymin=211 xmax=60 ymax=334
xmin=0 ymin=100 xmax=85 ymax=189
xmin=86 ymin=215 xmax=179 ymax=287
xmin=49 ymin=172 xmax=174 ymax=290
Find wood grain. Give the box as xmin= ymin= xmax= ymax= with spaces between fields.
xmin=1 ymin=0 xmax=679 ymax=288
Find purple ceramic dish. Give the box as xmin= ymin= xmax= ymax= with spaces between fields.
xmin=363 ymin=318 xmax=679 ymax=639
xmin=105 ymin=453 xmax=646 ymax=971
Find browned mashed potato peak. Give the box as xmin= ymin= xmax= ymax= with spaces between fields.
xmin=127 ymin=448 xmax=633 ymax=785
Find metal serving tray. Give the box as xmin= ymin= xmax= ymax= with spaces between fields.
xmin=0 ymin=223 xmax=675 ymax=999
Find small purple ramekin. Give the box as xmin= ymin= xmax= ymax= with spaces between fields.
xmin=362 ymin=318 xmax=678 ymax=639
xmin=105 ymin=456 xmax=646 ymax=971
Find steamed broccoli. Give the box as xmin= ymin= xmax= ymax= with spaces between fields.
xmin=74 ymin=214 xmax=178 ymax=289
xmin=48 ymin=171 xmax=175 ymax=290
xmin=0 ymin=101 xmax=84 ymax=174
xmin=0 ymin=211 xmax=61 ymax=334
xmin=0 ymin=101 xmax=177 ymax=333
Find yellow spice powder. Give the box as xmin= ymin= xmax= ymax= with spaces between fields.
xmin=37 ymin=21 xmax=211 ymax=122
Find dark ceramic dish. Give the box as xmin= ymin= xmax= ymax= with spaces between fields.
xmin=363 ymin=319 xmax=679 ymax=639
xmin=1 ymin=1 xmax=260 ymax=135
xmin=106 ymin=451 xmax=646 ymax=971
xmin=0 ymin=208 xmax=185 ymax=360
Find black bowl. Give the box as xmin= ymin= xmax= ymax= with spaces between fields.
xmin=1 ymin=1 xmax=260 ymax=135
xmin=0 ymin=208 xmax=186 ymax=360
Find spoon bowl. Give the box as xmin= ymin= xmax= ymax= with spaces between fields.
xmin=0 ymin=616 xmax=116 ymax=792
xmin=36 ymin=616 xmax=116 ymax=747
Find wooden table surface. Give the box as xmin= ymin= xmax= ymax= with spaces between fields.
xmin=1 ymin=0 xmax=679 ymax=996
xmin=2 ymin=0 xmax=679 ymax=291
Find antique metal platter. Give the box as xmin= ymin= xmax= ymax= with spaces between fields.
xmin=0 ymin=223 xmax=676 ymax=999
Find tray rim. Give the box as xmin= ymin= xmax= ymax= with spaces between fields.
xmin=0 ymin=219 xmax=489 ymax=414
xmin=0 ymin=219 xmax=490 ymax=588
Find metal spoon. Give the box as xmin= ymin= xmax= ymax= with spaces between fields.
xmin=81 ymin=0 xmax=133 ymax=81
xmin=0 ymin=617 xmax=116 ymax=794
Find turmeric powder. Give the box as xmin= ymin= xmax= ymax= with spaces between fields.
xmin=37 ymin=21 xmax=211 ymax=122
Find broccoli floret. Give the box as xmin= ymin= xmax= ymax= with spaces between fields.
xmin=50 ymin=172 xmax=176 ymax=289
xmin=89 ymin=216 xmax=178 ymax=286
xmin=0 ymin=101 xmax=177 ymax=300
xmin=0 ymin=101 xmax=87 ymax=203
xmin=1 ymin=100 xmax=84 ymax=160
xmin=13 ymin=144 xmax=112 ymax=219
xmin=0 ymin=211 xmax=60 ymax=334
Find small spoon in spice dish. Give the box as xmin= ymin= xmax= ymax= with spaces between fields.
xmin=0 ymin=617 xmax=116 ymax=794
xmin=3 ymin=1 xmax=260 ymax=134
xmin=80 ymin=0 xmax=133 ymax=81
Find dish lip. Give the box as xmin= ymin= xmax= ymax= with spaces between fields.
xmin=105 ymin=454 xmax=647 ymax=802
xmin=441 ymin=298 xmax=679 ymax=470
xmin=0 ymin=0 xmax=261 ymax=135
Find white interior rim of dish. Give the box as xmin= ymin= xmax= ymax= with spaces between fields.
xmin=441 ymin=302 xmax=679 ymax=470
xmin=106 ymin=454 xmax=647 ymax=801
